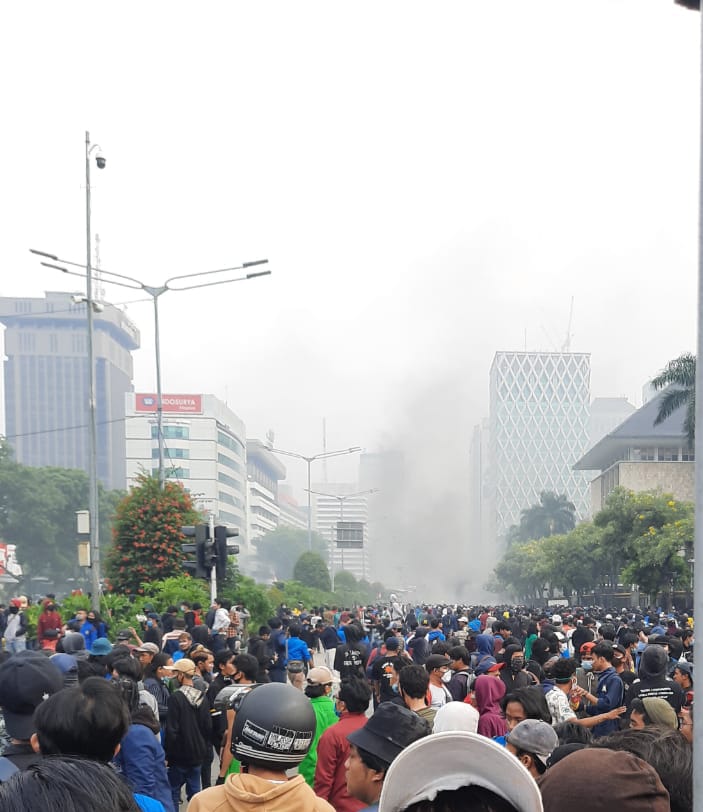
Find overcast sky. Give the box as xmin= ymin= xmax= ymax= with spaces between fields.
xmin=1 ymin=1 xmax=700 ymax=502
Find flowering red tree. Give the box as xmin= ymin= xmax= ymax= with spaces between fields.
xmin=105 ymin=473 xmax=201 ymax=594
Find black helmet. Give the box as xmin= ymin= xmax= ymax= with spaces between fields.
xmin=232 ymin=683 xmax=316 ymax=771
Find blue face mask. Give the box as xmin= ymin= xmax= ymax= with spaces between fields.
xmin=391 ymin=683 xmax=400 ymax=694
xmin=581 ymin=660 xmax=593 ymax=671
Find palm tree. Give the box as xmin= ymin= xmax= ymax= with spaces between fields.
xmin=652 ymin=352 xmax=695 ymax=445
xmin=518 ymin=491 xmax=576 ymax=540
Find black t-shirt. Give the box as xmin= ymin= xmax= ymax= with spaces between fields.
xmin=372 ymin=655 xmax=399 ymax=701
xmin=626 ymin=676 xmax=684 ymax=714
xmin=334 ymin=644 xmax=367 ymax=679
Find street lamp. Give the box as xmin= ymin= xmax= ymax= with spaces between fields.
xmin=269 ymin=447 xmax=362 ymax=551
xmin=306 ymin=488 xmax=379 ymax=587
xmin=30 ymin=250 xmax=270 ymax=489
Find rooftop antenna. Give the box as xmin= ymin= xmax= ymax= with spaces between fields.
xmin=561 ymin=296 xmax=575 ymax=352
xmin=94 ymin=233 xmax=105 ymax=302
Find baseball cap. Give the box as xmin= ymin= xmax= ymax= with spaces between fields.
xmin=164 ymin=658 xmax=196 ymax=676
xmin=116 ymin=629 xmax=132 ymax=641
xmin=551 ymin=614 xmax=562 ymax=625
xmin=348 ymin=703 xmax=430 ymax=767
xmin=135 ymin=642 xmax=159 ymax=655
xmin=378 ymin=731 xmax=543 ymax=812
xmin=385 ymin=637 xmax=401 ymax=651
xmin=675 ymin=660 xmax=694 ymax=679
xmin=0 ymin=654 xmax=64 ymax=739
xmin=507 ymin=719 xmax=558 ymax=769
xmin=580 ymin=641 xmax=597 ymax=655
xmin=458 ymin=616 xmax=468 ymax=623
xmin=89 ymin=638 xmax=113 ymax=656
xmin=306 ymin=666 xmax=339 ymax=686
xmin=474 ymin=656 xmax=504 ymax=676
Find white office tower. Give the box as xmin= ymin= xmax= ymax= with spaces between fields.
xmin=312 ymin=484 xmax=370 ymax=583
xmin=488 ymin=352 xmax=592 ymax=543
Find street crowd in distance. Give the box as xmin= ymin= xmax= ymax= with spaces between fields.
xmin=0 ymin=595 xmax=694 ymax=812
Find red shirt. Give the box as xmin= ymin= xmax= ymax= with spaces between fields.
xmin=314 ymin=712 xmax=367 ymax=812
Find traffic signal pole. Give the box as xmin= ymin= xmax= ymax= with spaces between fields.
xmin=209 ymin=513 xmax=217 ymax=604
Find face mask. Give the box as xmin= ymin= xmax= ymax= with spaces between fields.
xmin=391 ymin=682 xmax=400 ymax=694
xmin=581 ymin=660 xmax=593 ymax=671
xmin=442 ymin=669 xmax=453 ymax=684
xmin=510 ymin=657 xmax=525 ymax=672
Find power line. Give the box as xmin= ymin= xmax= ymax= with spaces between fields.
xmin=2 ymin=415 xmax=139 ymax=441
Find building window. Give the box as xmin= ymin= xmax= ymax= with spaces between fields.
xmin=218 ymin=510 xmax=242 ymax=526
xmin=153 ymin=467 xmax=189 ymax=479
xmin=682 ymin=448 xmax=695 ymax=461
xmin=631 ymin=447 xmax=655 ymax=462
xmin=657 ymin=448 xmax=679 ymax=462
xmin=218 ymin=430 xmax=244 ymax=454
xmin=218 ymin=472 xmax=242 ymax=491
xmin=151 ymin=425 xmax=190 ymax=440
xmin=218 ymin=491 xmax=243 ymax=509
xmin=218 ymin=453 xmax=244 ymax=475
xmin=152 ymin=447 xmax=189 ymax=459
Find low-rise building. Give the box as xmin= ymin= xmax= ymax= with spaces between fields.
xmin=574 ymin=392 xmax=693 ymax=513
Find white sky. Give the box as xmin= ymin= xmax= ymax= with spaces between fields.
xmin=0 ymin=0 xmax=700 ymax=497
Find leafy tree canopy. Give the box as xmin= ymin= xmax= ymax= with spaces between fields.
xmin=252 ymin=527 xmax=328 ymax=581
xmin=293 ymin=552 xmax=331 ymax=591
xmin=652 ymin=352 xmax=695 ymax=444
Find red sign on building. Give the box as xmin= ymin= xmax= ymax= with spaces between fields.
xmin=135 ymin=394 xmax=203 ymax=414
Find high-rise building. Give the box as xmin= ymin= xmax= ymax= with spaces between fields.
xmin=124 ymin=393 xmax=246 ymax=533
xmin=0 ymin=291 xmax=139 ymax=490
xmin=589 ymin=397 xmax=636 ymax=447
xmin=488 ymin=351 xmax=592 ymax=543
xmin=246 ymin=439 xmax=286 ymax=546
xmin=312 ymin=483 xmax=370 ymax=583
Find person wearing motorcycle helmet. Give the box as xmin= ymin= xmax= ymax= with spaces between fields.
xmin=188 ymin=682 xmax=334 ymax=812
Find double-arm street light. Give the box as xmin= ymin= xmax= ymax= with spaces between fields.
xmin=269 ymin=447 xmax=362 ymax=551
xmin=306 ymin=488 xmax=378 ymax=586
xmin=30 ymin=251 xmax=270 ymax=490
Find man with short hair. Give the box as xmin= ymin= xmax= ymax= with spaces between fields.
xmin=211 ymin=597 xmax=231 ymax=654
xmin=217 ymin=653 xmax=260 ymax=780
xmin=345 ymin=703 xmax=430 ymax=812
xmin=446 ymin=646 xmax=472 ymax=701
xmin=424 ymin=654 xmax=452 ymax=709
xmin=134 ymin=642 xmax=159 ymax=670
xmin=371 ymin=637 xmax=402 ymax=706
xmin=575 ymin=641 xmax=624 ymax=738
xmin=398 ymin=665 xmax=436 ymax=729
xmin=163 ymin=659 xmax=212 ymax=808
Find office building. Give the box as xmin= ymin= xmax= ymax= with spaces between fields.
xmin=124 ymin=393 xmax=246 ymax=533
xmin=589 ymin=397 xmax=636 ymax=447
xmin=246 ymin=439 xmax=286 ymax=545
xmin=488 ymin=351 xmax=592 ymax=543
xmin=312 ymin=483 xmax=370 ymax=583
xmin=0 ymin=291 xmax=139 ymax=490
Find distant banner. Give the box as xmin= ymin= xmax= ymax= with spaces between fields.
xmin=135 ymin=394 xmax=203 ymax=414
xmin=0 ymin=544 xmax=22 ymax=577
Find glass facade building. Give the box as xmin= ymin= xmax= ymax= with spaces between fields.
xmin=0 ymin=292 xmax=139 ymax=490
xmin=488 ymin=351 xmax=592 ymax=542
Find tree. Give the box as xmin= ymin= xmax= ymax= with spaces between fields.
xmin=0 ymin=441 xmax=123 ymax=586
xmin=518 ymin=492 xmax=576 ymax=540
xmin=252 ymin=527 xmax=328 ymax=581
xmin=293 ymin=552 xmax=331 ymax=591
xmin=105 ymin=473 xmax=200 ymax=594
xmin=652 ymin=352 xmax=695 ymax=444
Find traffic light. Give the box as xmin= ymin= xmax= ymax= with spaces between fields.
xmin=214 ymin=525 xmax=239 ymax=581
xmin=181 ymin=523 xmax=210 ymax=580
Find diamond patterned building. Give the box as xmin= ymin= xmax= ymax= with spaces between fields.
xmin=488 ymin=351 xmax=592 ymax=543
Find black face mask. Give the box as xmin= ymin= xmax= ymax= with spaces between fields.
xmin=510 ymin=657 xmax=525 ymax=672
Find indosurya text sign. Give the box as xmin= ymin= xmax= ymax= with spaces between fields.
xmin=136 ymin=394 xmax=203 ymax=414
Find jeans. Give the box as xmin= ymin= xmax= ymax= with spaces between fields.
xmin=269 ymin=666 xmax=287 ymax=684
xmin=168 ymin=763 xmax=201 ymax=809
xmin=8 ymin=638 xmax=26 ymax=654
xmin=201 ymin=746 xmax=214 ymax=790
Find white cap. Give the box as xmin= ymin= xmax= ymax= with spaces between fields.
xmin=551 ymin=614 xmax=562 ymax=625
xmin=378 ymin=731 xmax=543 ymax=812
xmin=432 ymin=702 xmax=479 ymax=734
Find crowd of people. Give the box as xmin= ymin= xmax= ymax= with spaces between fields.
xmin=0 ymin=595 xmax=695 ymax=811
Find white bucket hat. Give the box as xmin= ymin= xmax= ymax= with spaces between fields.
xmin=378 ymin=731 xmax=543 ymax=812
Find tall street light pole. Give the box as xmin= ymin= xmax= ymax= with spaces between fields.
xmin=269 ymin=447 xmax=362 ymax=551
xmin=85 ymin=131 xmax=105 ymax=612
xmin=306 ymin=488 xmax=378 ymax=588
xmin=31 ymin=252 xmax=269 ymax=489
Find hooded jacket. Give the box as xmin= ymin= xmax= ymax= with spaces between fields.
xmin=188 ymin=772 xmax=335 ymax=812
xmin=472 ymin=634 xmax=495 ymax=672
xmin=626 ymin=644 xmax=684 ymax=713
xmin=164 ymin=684 xmax=212 ymax=767
xmin=474 ymin=675 xmax=508 ymax=738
